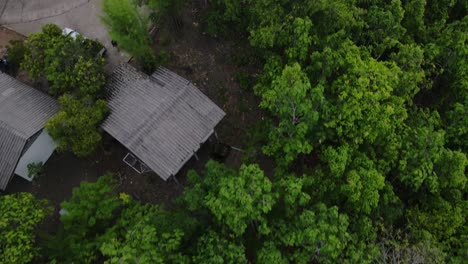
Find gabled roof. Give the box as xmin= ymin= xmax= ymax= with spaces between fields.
xmin=102 ymin=64 xmax=225 ymax=180
xmin=0 ymin=72 xmax=59 ymax=190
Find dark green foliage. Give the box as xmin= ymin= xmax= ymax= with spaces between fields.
xmin=234 ymin=72 xmax=255 ymax=91
xmin=147 ymin=0 xmax=185 ymax=21
xmin=140 ymin=51 xmax=159 ymax=74
xmin=4 ymin=40 xmax=27 ymax=76
xmin=27 ymin=162 xmax=44 ymax=179
xmin=46 ymin=174 xmax=120 ymax=263
xmin=203 ymin=10 xmax=228 ymax=38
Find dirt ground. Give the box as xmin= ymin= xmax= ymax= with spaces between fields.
xmin=0 ymin=26 xmax=25 ymax=57
xmin=153 ymin=4 xmax=271 ymax=168
xmin=4 ymin=3 xmax=274 ymax=222
xmin=6 ymin=134 xmax=218 ymax=228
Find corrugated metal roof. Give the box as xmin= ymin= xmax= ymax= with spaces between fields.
xmin=0 ymin=73 xmax=59 ymax=190
xmin=102 ymin=64 xmax=225 ymax=180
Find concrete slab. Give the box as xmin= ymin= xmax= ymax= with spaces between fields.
xmin=0 ymin=0 xmax=128 ymax=70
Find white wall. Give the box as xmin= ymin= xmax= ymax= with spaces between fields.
xmin=14 ymin=130 xmax=56 ymax=181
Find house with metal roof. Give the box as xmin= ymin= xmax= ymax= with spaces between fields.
xmin=102 ymin=64 xmax=225 ymax=181
xmin=0 ymin=72 xmax=59 ymax=190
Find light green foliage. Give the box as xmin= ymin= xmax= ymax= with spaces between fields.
xmin=275 ymin=203 xmax=350 ymax=263
xmin=285 ymin=17 xmax=313 ymax=62
xmin=46 ymin=175 xmax=199 ymax=263
xmin=55 ymin=174 xmax=121 ymax=263
xmin=341 ymin=153 xmax=385 ymax=214
xmin=184 ymin=161 xmax=276 ymax=236
xmin=192 ymin=230 xmax=247 ymax=264
xmin=192 ymin=0 xmax=466 ymax=261
xmin=46 ymin=95 xmax=108 ymax=157
xmin=101 ymin=201 xmax=188 ymax=263
xmin=390 ymin=44 xmax=426 ymax=101
xmin=72 ymin=57 xmax=107 ymax=97
xmin=11 ymin=1 xmax=464 ymax=262
xmin=276 ymin=176 xmax=311 ymax=217
xmin=0 ymin=193 xmax=51 ymax=264
xmin=256 ymin=241 xmax=288 ymax=264
xmin=312 ymin=146 xmax=385 ymax=215
xmin=61 ymin=174 xmax=120 ymax=232
xmin=312 ymin=40 xmax=407 ymax=145
xmin=102 ymin=0 xmax=157 ymax=72
xmin=21 ymin=24 xmax=63 ymax=82
xmin=434 ymin=149 xmax=467 ymax=190
xmin=257 ymin=63 xmax=320 ymax=166
xmin=323 ymin=144 xmax=350 ymax=178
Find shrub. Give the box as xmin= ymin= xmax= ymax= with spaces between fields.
xmin=27 ymin=162 xmax=44 ymax=179
xmin=5 ymin=40 xmax=27 ymax=76
xmin=234 ymin=72 xmax=255 ymax=91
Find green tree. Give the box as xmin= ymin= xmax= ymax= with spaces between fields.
xmin=256 ymin=63 xmax=320 ymax=166
xmin=5 ymin=40 xmax=27 ymax=76
xmin=256 ymin=241 xmax=288 ymax=264
xmin=192 ymin=230 xmax=247 ymax=264
xmin=21 ymin=24 xmax=108 ymax=157
xmin=310 ymin=40 xmax=407 ymax=146
xmin=272 ymin=203 xmax=351 ymax=263
xmin=21 ymin=24 xmax=106 ymax=97
xmin=101 ymin=201 xmax=188 ymax=263
xmin=397 ymin=110 xmax=446 ymax=192
xmin=102 ymin=0 xmax=157 ymax=72
xmin=184 ymin=161 xmax=276 ymax=236
xmin=0 ymin=193 xmax=51 ymax=264
xmin=46 ymin=95 xmax=108 ymax=157
xmin=48 ymin=174 xmax=121 ymax=263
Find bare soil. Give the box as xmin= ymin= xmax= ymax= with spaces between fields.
xmin=155 ymin=6 xmax=264 ymax=143
xmin=4 ymin=3 xmax=274 ymax=224
xmin=0 ymin=26 xmax=25 ymax=57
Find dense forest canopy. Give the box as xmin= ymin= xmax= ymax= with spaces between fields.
xmin=1 ymin=0 xmax=467 ymax=263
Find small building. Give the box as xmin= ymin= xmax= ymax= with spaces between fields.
xmin=0 ymin=72 xmax=59 ymax=190
xmin=102 ymin=64 xmax=225 ymax=181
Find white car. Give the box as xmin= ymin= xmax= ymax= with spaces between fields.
xmin=62 ymin=27 xmax=80 ymax=40
xmin=62 ymin=28 xmax=106 ymax=57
